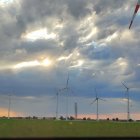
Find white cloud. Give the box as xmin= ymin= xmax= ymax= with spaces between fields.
xmin=13 ymin=58 xmax=52 ymax=69
xmin=0 ymin=0 xmax=14 ymax=7
xmin=22 ymin=28 xmax=57 ymax=41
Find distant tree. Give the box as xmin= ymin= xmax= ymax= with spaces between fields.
xmin=43 ymin=117 xmax=46 ymax=120
xmin=116 ymin=118 xmax=119 ymax=121
xmin=83 ymin=117 xmax=86 ymax=120
xmin=33 ymin=116 xmax=38 ymax=119
xmin=107 ymin=118 xmax=110 ymax=121
xmin=129 ymin=119 xmax=133 ymax=122
xmin=53 ymin=117 xmax=56 ymax=120
xmin=60 ymin=116 xmax=64 ymax=120
xmin=112 ymin=118 xmax=115 ymax=121
xmin=18 ymin=117 xmax=23 ymax=119
xmin=87 ymin=117 xmax=91 ymax=120
xmin=26 ymin=116 xmax=31 ymax=119
xmin=69 ymin=116 xmax=74 ymax=120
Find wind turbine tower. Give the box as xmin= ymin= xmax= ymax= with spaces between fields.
xmin=8 ymin=94 xmax=11 ymax=119
xmin=60 ymin=72 xmax=73 ymax=120
xmin=56 ymin=91 xmax=59 ymax=120
xmin=122 ymin=82 xmax=130 ymax=121
xmin=65 ymin=72 xmax=70 ymax=120
xmin=60 ymin=73 xmax=70 ymax=120
xmin=55 ymin=89 xmax=62 ymax=120
xmin=75 ymin=102 xmax=78 ymax=119
xmin=91 ymin=88 xmax=105 ymax=121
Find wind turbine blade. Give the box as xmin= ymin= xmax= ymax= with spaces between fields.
xmin=69 ymin=88 xmax=74 ymax=94
xmin=99 ymin=98 xmax=106 ymax=101
xmin=129 ymin=11 xmax=136 ymax=29
xmin=50 ymin=96 xmax=56 ymax=100
xmin=66 ymin=72 xmax=69 ymax=88
xmin=94 ymin=88 xmax=98 ymax=98
xmin=90 ymin=99 xmax=97 ymax=104
xmin=58 ymin=89 xmax=61 ymax=93
xmin=54 ymin=88 xmax=58 ymax=95
xmin=122 ymin=82 xmax=128 ymax=89
xmin=129 ymin=0 xmax=140 ymax=29
xmin=60 ymin=87 xmax=67 ymax=92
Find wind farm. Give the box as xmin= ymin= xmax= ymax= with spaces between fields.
xmin=0 ymin=0 xmax=140 ymax=138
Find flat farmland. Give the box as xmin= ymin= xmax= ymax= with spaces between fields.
xmin=0 ymin=119 xmax=140 ymax=138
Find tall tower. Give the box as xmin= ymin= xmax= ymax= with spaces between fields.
xmin=75 ymin=102 xmax=77 ymax=119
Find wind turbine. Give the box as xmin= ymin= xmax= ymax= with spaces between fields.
xmin=8 ymin=94 xmax=12 ymax=119
xmin=61 ymin=72 xmax=69 ymax=120
xmin=0 ymin=94 xmax=12 ymax=119
xmin=60 ymin=72 xmax=74 ymax=120
xmin=55 ymin=88 xmax=62 ymax=120
xmin=55 ymin=90 xmax=59 ymax=120
xmin=50 ymin=88 xmax=61 ymax=120
xmin=91 ymin=88 xmax=105 ymax=121
xmin=122 ymin=81 xmax=130 ymax=121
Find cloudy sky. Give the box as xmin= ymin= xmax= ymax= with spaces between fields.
xmin=0 ymin=0 xmax=140 ymax=120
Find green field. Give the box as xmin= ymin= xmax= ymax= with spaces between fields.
xmin=0 ymin=119 xmax=140 ymax=138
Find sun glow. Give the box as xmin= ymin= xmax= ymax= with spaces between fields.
xmin=57 ymin=54 xmax=73 ymax=61
xmin=0 ymin=0 xmax=13 ymax=4
xmin=0 ymin=107 xmax=23 ymax=117
xmin=117 ymin=57 xmax=128 ymax=67
xmin=42 ymin=58 xmax=51 ymax=66
xmin=22 ymin=28 xmax=56 ymax=41
xmin=106 ymin=32 xmax=118 ymax=42
xmin=14 ymin=58 xmax=52 ymax=69
xmin=79 ymin=27 xmax=98 ymax=43
xmin=0 ymin=0 xmax=14 ymax=7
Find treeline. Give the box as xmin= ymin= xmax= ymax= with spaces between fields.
xmin=0 ymin=116 xmax=137 ymax=122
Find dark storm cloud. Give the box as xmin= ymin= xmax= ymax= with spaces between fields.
xmin=93 ymin=0 xmax=124 ymax=15
xmin=66 ymin=0 xmax=91 ymax=18
xmin=16 ymin=0 xmax=65 ymax=26
xmin=19 ymin=39 xmax=62 ymax=58
xmin=0 ymin=64 xmax=70 ymax=96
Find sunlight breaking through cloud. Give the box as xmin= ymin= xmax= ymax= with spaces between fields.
xmin=22 ymin=28 xmax=57 ymax=41
xmin=14 ymin=58 xmax=52 ymax=69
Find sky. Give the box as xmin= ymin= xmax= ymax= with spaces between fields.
xmin=0 ymin=0 xmax=140 ymax=120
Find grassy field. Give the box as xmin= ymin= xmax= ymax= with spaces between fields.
xmin=0 ymin=119 xmax=140 ymax=138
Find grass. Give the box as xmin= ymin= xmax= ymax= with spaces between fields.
xmin=0 ymin=119 xmax=140 ymax=138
